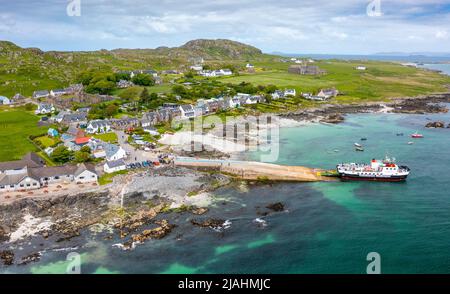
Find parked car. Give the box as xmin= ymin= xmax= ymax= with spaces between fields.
xmin=135 ymin=162 xmax=142 ymax=168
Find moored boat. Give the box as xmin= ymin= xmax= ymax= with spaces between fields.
xmin=411 ymin=132 xmax=424 ymax=138
xmin=336 ymin=157 xmax=410 ymax=182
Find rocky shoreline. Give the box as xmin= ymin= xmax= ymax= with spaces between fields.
xmin=2 ymin=92 xmax=450 ymax=269
xmin=0 ymin=166 xmax=232 ymax=268
xmin=280 ymin=92 xmax=450 ymax=123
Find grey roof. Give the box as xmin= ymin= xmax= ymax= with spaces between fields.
xmin=89 ymin=120 xmax=111 ymax=128
xmin=52 ymin=89 xmax=67 ymax=93
xmin=74 ymin=163 xmax=97 ymax=177
xmin=103 ymin=143 xmax=121 ymax=158
xmin=29 ymin=165 xmax=76 ymax=179
xmin=0 ymin=153 xmax=44 ymax=172
xmin=106 ymin=159 xmax=126 ymax=169
xmin=33 ymin=90 xmax=50 ymax=96
xmin=0 ymin=173 xmax=34 ymax=186
xmin=180 ymin=104 xmax=194 ymax=112
xmin=63 ymin=112 xmax=87 ymax=123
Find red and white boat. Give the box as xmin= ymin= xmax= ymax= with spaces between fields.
xmin=411 ymin=132 xmax=424 ymax=138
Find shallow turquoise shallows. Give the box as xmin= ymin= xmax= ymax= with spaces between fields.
xmin=4 ymin=109 xmax=450 ymax=274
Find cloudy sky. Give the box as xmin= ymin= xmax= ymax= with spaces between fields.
xmin=1 ymin=0 xmax=450 ymax=54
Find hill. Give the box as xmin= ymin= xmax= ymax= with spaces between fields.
xmin=0 ymin=39 xmax=268 ymax=97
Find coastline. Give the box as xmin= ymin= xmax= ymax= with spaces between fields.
xmin=2 ymin=90 xmax=450 ymax=269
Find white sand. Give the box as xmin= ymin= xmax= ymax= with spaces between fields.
xmin=159 ymin=116 xmax=309 ymax=154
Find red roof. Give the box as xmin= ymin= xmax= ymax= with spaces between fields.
xmin=75 ymin=137 xmax=91 ymax=145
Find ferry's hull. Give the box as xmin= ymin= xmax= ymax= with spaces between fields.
xmin=339 ymin=174 xmax=408 ymax=182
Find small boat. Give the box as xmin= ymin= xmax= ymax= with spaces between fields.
xmin=355 ymin=147 xmax=365 ymax=152
xmin=411 ymin=132 xmax=424 ymax=138
xmin=361 ymin=138 xmax=368 ymax=141
xmin=354 ymin=143 xmax=363 ymax=148
xmin=408 ymin=142 xmax=414 ymax=145
xmin=396 ymin=133 xmax=404 ymax=136
xmin=334 ymin=149 xmax=340 ymax=153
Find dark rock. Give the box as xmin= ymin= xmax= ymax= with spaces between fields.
xmin=320 ymin=113 xmax=345 ymax=124
xmin=130 ymin=220 xmax=175 ymax=243
xmin=191 ymin=207 xmax=208 ymax=215
xmin=191 ymin=218 xmax=225 ymax=228
xmin=425 ymin=121 xmax=446 ymax=128
xmin=0 ymin=250 xmax=14 ymax=266
xmin=0 ymin=226 xmax=10 ymax=243
xmin=18 ymin=252 xmax=41 ymax=265
xmin=266 ymin=202 xmax=285 ymax=212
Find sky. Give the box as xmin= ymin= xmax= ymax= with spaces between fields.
xmin=1 ymin=0 xmax=450 ymax=54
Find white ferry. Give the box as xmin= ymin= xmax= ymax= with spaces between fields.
xmin=336 ymin=157 xmax=410 ymax=182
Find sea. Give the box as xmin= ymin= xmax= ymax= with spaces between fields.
xmin=2 ymin=64 xmax=450 ymax=274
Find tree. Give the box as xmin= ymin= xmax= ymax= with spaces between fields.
xmin=51 ymin=146 xmax=73 ymax=163
xmin=139 ymin=88 xmax=151 ymax=104
xmin=89 ymin=80 xmax=116 ymax=95
xmin=172 ymin=85 xmax=188 ymax=97
xmin=74 ymin=146 xmax=91 ymax=163
xmin=132 ymin=74 xmax=155 ymax=86
xmin=105 ymin=104 xmax=119 ymax=117
xmin=114 ymin=72 xmax=131 ymax=81
xmin=119 ymin=86 xmax=141 ymax=101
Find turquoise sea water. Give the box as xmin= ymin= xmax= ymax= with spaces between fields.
xmin=3 ymin=110 xmax=450 ymax=274
xmin=421 ymin=63 xmax=450 ymax=75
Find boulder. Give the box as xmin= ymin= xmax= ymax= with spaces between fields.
xmin=320 ymin=114 xmax=345 ymax=124
xmin=18 ymin=252 xmax=41 ymax=265
xmin=266 ymin=202 xmax=285 ymax=212
xmin=0 ymin=226 xmax=10 ymax=243
xmin=425 ymin=121 xmax=445 ymax=128
xmin=0 ymin=250 xmax=14 ymax=266
xmin=191 ymin=218 xmax=225 ymax=228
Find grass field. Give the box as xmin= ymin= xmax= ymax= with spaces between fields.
xmin=219 ymin=60 xmax=450 ymax=102
xmin=0 ymin=109 xmax=48 ymax=161
xmin=93 ymin=132 xmax=118 ymax=143
xmin=35 ymin=136 xmax=59 ymax=148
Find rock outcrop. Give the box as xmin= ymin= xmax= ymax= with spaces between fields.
xmin=425 ymin=121 xmax=446 ymax=128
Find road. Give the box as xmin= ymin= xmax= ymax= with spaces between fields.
xmin=116 ymin=130 xmax=159 ymax=163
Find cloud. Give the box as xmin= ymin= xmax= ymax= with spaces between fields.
xmin=1 ymin=0 xmax=450 ymax=53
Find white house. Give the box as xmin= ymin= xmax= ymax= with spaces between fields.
xmin=0 ymin=96 xmax=11 ymax=105
xmin=50 ymin=89 xmax=68 ymax=96
xmin=103 ymin=143 xmax=127 ymax=161
xmin=179 ymin=104 xmax=195 ymax=119
xmin=245 ymin=96 xmax=259 ymax=105
xmin=104 ymin=159 xmax=127 ymax=174
xmin=86 ymin=120 xmax=112 ymax=134
xmin=229 ymin=97 xmax=241 ymax=108
xmin=143 ymin=127 xmax=160 ymax=136
xmin=74 ymin=163 xmax=99 ymax=183
xmin=35 ymin=103 xmax=55 ymax=115
xmin=246 ymin=64 xmax=254 ymax=68
xmin=190 ymin=65 xmax=203 ymax=71
xmin=33 ymin=90 xmax=50 ymax=99
xmin=272 ymin=90 xmax=284 ymax=100
xmin=318 ymin=88 xmax=339 ymax=99
xmin=92 ymin=149 xmax=107 ymax=159
xmin=284 ymin=89 xmax=297 ymax=97
xmin=356 ymin=66 xmax=367 ymax=70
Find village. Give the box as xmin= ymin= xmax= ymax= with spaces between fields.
xmin=0 ymin=58 xmax=345 ymax=197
